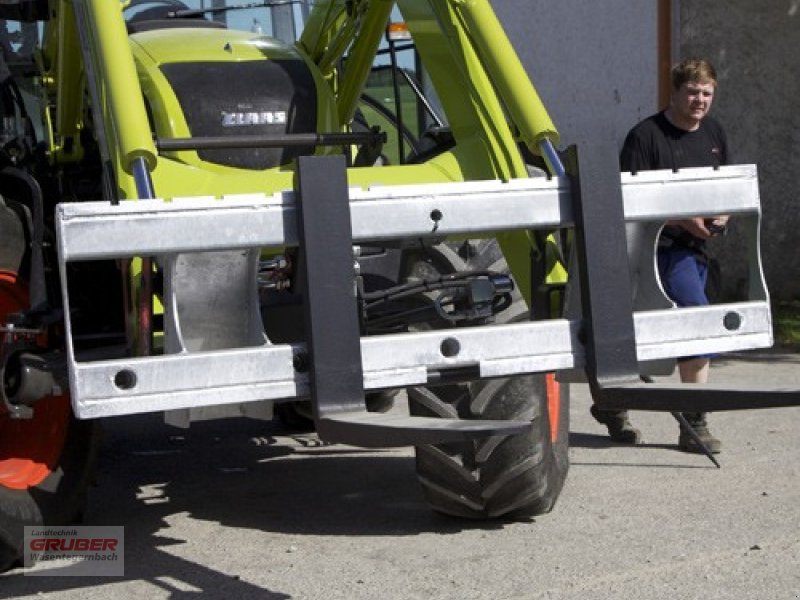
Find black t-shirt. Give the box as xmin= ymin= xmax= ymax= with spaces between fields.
xmin=620 ymin=111 xmax=729 ymax=173
xmin=620 ymin=112 xmax=729 ymax=247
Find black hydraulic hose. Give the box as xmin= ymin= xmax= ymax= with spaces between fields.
xmin=1 ymin=165 xmax=46 ymax=310
xmin=364 ymin=279 xmax=473 ymax=310
xmin=362 ymin=270 xmax=494 ymax=307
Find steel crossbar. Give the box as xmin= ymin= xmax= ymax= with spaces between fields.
xmin=55 ymin=163 xmax=771 ymax=425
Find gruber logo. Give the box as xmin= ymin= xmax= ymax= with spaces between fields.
xmin=24 ymin=526 xmax=124 ymax=576
xmin=29 ymin=538 xmax=118 ymax=552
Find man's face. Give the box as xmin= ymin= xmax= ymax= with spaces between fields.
xmin=671 ymin=80 xmax=715 ymax=127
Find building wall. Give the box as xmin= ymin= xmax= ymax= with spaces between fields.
xmin=678 ymin=1 xmax=800 ymax=302
xmin=493 ymin=1 xmax=661 ymax=150
xmin=496 ymin=1 xmax=798 ymax=303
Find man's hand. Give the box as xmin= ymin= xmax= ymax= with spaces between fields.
xmin=705 ymin=215 xmax=730 ymax=236
xmin=666 ymin=215 xmax=730 ymax=239
xmin=674 ymin=217 xmax=713 ymax=239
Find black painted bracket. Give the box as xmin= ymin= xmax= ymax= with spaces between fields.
xmin=293 ymin=155 xmax=531 ymax=447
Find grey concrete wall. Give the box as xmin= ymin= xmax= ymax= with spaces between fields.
xmin=678 ymin=1 xmax=800 ymax=302
xmin=494 ymin=1 xmax=660 ymax=149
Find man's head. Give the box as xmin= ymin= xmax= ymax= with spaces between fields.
xmin=667 ymin=58 xmax=718 ymax=131
xmin=671 ymin=58 xmax=717 ymax=91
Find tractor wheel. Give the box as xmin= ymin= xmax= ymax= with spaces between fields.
xmin=409 ymin=372 xmax=568 ymax=518
xmin=405 ymin=241 xmax=569 ymax=518
xmin=0 ymin=271 xmax=100 ymax=572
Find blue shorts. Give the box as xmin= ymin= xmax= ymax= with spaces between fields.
xmin=657 ymin=247 xmax=709 ymax=307
xmin=657 ymin=247 xmax=714 ymax=361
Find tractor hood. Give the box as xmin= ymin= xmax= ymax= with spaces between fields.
xmin=129 ymin=27 xmax=338 ymax=171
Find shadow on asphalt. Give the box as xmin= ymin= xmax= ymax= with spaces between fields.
xmin=569 ymin=431 xmax=618 ymax=449
xmin=715 ymin=348 xmax=800 ymax=365
xmin=2 ymin=552 xmax=289 ymax=599
xmin=568 ymin=432 xmax=715 ymax=469
xmin=1 ymin=412 xmax=511 ymax=598
xmin=570 ymin=461 xmax=710 ymax=469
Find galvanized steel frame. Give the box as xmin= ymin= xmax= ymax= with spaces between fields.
xmin=56 ymin=162 xmax=771 ymax=423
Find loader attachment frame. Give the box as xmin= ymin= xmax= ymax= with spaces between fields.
xmin=55 ymin=144 xmax=800 ymax=447
xmin=5 ymin=0 xmax=789 ymax=449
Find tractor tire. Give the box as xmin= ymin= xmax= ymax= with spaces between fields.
xmin=409 ymin=373 xmax=568 ymax=519
xmin=0 ymin=272 xmax=100 ymax=572
xmin=405 ymin=241 xmax=569 ymax=518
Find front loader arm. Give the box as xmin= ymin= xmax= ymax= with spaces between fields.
xmin=332 ymin=0 xmax=394 ymax=127
xmin=397 ymin=0 xmax=566 ymax=307
xmin=41 ymin=0 xmax=156 ymax=200
xmin=40 ymin=0 xmax=85 ymax=165
xmin=78 ymin=0 xmax=157 ymax=197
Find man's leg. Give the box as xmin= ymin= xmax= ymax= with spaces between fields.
xmin=678 ymin=356 xmax=710 ymax=383
xmin=658 ymin=248 xmax=722 ymax=453
xmin=677 ymin=357 xmax=721 ymax=453
xmin=590 ymin=406 xmax=642 ymax=444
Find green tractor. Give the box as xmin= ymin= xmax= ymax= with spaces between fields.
xmin=0 ymin=0 xmax=784 ymax=572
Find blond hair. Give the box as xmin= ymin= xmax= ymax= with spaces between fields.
xmin=671 ymin=58 xmax=717 ymax=90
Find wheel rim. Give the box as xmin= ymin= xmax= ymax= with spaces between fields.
xmin=0 ymin=271 xmax=71 ymax=490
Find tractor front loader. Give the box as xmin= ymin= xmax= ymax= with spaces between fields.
xmin=0 ymin=0 xmax=797 ymax=572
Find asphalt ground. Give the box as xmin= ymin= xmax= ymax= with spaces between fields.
xmin=2 ymin=349 xmax=799 ymax=599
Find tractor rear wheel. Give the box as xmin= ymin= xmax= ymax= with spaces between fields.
xmin=0 ymin=272 xmax=100 ymax=572
xmin=405 ymin=242 xmax=569 ymax=518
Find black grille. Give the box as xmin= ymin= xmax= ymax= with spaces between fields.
xmin=160 ymin=59 xmax=319 ymax=170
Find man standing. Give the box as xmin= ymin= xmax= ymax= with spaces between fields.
xmin=591 ymin=57 xmax=729 ymax=453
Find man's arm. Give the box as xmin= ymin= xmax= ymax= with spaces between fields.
xmin=667 ymin=217 xmax=713 ymax=239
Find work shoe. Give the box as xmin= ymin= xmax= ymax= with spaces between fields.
xmin=678 ymin=412 xmax=721 ymax=454
xmin=590 ymin=405 xmax=642 ymax=444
